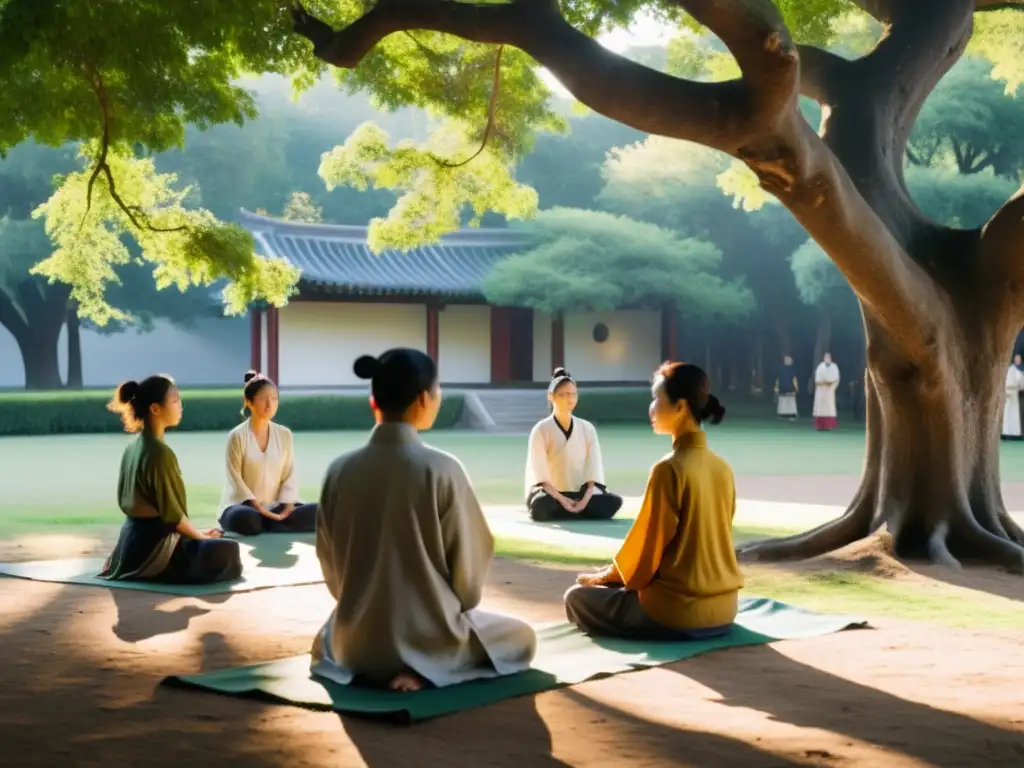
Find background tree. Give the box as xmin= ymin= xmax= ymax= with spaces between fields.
xmin=908 ymin=57 xmax=1024 ymax=177
xmin=281 ymin=191 xmax=324 ymax=223
xmin=5 ymin=1 xmax=1024 ymax=568
xmin=598 ymin=136 xmax=811 ymax=388
xmin=483 ymin=207 xmax=754 ymax=324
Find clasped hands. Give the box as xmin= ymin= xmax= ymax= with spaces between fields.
xmin=575 ymin=563 xmax=621 ymax=587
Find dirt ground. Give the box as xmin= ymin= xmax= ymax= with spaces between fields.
xmin=2 ymin=541 xmax=1023 ymax=768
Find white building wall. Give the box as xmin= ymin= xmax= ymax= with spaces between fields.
xmin=564 ymin=310 xmax=661 ymax=382
xmin=0 ymin=317 xmax=246 ymax=389
xmin=278 ymin=301 xmax=426 ymax=387
xmin=532 ymin=310 xmax=553 ymax=383
xmin=438 ymin=305 xmax=490 ymax=383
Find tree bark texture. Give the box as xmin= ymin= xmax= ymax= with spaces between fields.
xmin=0 ymin=279 xmax=71 ymax=390
xmin=294 ymin=0 xmax=1024 ymax=570
xmin=66 ymin=303 xmax=83 ymax=390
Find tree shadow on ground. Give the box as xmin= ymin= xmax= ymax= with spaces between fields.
xmin=341 ymin=697 xmax=572 ymax=767
xmin=557 ymin=687 xmax=811 ymax=767
xmin=672 ymin=643 xmax=1024 ymax=766
xmin=110 ymin=588 xmax=231 ymax=643
xmin=900 ymin=560 xmax=1024 ymax=605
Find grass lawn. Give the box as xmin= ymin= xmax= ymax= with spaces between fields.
xmin=4 ymin=422 xmax=1024 ymax=631
xmin=3 ymin=421 xmax=870 ymax=530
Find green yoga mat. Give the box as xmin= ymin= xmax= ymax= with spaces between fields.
xmin=164 ymin=597 xmax=867 ymax=722
xmin=0 ymin=534 xmax=324 ymax=595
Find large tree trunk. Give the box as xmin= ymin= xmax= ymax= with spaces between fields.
xmin=15 ymin=329 xmax=63 ymax=390
xmin=295 ymin=0 xmax=1024 ymax=572
xmin=740 ymin=289 xmax=1024 ymax=572
xmin=0 ymin=280 xmax=71 ymax=390
xmin=66 ymin=303 xmax=83 ymax=390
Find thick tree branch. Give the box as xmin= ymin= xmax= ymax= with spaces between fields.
xmin=292 ymin=0 xmax=795 ymax=152
xmin=979 ymin=183 xmax=1024 ymax=289
xmin=293 ymin=0 xmax=937 ymax=353
xmin=797 ymin=45 xmax=850 ymax=106
xmin=0 ymin=288 xmax=29 ymax=340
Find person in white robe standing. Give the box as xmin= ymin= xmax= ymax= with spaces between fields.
xmin=1002 ymin=361 xmax=1024 ymax=440
xmin=312 ymin=348 xmax=536 ymax=693
xmin=218 ymin=372 xmax=316 ymax=536
xmin=813 ymin=353 xmax=841 ymax=431
xmin=525 ymin=368 xmax=624 ymax=522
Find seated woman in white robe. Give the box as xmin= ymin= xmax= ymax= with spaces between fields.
xmin=312 ymin=348 xmax=537 ymax=693
xmin=218 ymin=372 xmax=317 ymax=536
xmin=524 ymin=368 xmax=623 ymax=522
xmin=1002 ymin=362 xmax=1023 ymax=441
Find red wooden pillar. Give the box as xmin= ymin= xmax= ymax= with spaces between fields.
xmin=249 ymin=308 xmax=263 ymax=373
xmin=661 ymin=306 xmax=678 ymax=362
xmin=490 ymin=307 xmax=511 ymax=383
xmin=426 ymin=303 xmax=440 ymax=364
xmin=551 ymin=312 xmax=565 ymax=374
xmin=267 ymin=306 xmax=280 ymax=384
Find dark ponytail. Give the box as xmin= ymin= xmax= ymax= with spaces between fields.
xmin=654 ymin=362 xmax=726 ymax=426
xmin=107 ymin=374 xmax=176 ymax=433
xmin=354 ymin=348 xmax=438 ymax=416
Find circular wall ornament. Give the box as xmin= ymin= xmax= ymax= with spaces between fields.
xmin=592 ymin=322 xmax=609 ymax=343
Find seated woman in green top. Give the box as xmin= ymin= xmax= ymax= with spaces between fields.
xmin=99 ymin=374 xmax=242 ymax=584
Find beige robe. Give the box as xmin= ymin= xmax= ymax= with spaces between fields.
xmin=311 ymin=422 xmax=537 ymax=687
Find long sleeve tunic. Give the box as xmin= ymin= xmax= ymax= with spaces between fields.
xmin=612 ymin=431 xmax=744 ymax=630
xmin=311 ymin=422 xmax=536 ymax=687
xmin=219 ymin=420 xmax=302 ymax=509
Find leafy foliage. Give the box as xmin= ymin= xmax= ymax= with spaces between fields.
xmin=31 ymin=144 xmax=298 ymax=325
xmin=483 ymin=207 xmax=754 ymax=320
xmin=910 ymin=58 xmax=1024 ymax=178
xmin=319 ymin=121 xmax=538 ymax=251
xmin=282 ymin=191 xmax=324 ymax=223
xmin=1 ymin=0 xmax=1022 ymax=312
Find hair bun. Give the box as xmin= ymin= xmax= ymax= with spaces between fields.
xmin=243 ymin=370 xmax=259 ymax=384
xmin=551 ymin=367 xmax=569 ymax=379
xmin=703 ymin=394 xmax=726 ymax=426
xmin=117 ymin=380 xmax=140 ymax=404
xmin=353 ymin=355 xmax=382 ymax=380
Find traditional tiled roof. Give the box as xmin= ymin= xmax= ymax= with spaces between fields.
xmin=239 ymin=209 xmax=530 ymax=297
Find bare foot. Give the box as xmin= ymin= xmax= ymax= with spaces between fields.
xmin=388 ymin=672 xmax=426 ymax=692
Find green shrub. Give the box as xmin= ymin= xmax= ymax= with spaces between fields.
xmin=0 ymin=390 xmax=464 ymax=436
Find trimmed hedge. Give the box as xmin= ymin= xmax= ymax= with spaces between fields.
xmin=0 ymin=390 xmax=465 ymax=436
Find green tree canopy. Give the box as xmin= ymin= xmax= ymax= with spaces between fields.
xmin=909 ymin=57 xmax=1024 ymax=177
xmin=483 ymin=207 xmax=754 ymax=319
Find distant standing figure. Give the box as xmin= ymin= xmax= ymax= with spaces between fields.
xmin=99 ymin=375 xmax=242 ymax=584
xmin=218 ymin=371 xmax=318 ymax=536
xmin=774 ymin=355 xmax=799 ymax=419
xmin=813 ymin=353 xmax=841 ymax=431
xmin=525 ymin=368 xmax=623 ymax=522
xmin=1002 ymin=361 xmax=1023 ymax=441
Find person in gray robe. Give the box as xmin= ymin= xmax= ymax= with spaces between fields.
xmin=311 ymin=348 xmax=537 ymax=691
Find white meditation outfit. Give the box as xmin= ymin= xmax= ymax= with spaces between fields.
xmin=219 ymin=420 xmax=302 ymax=509
xmin=524 ymin=415 xmax=606 ymax=500
xmin=813 ymin=362 xmax=841 ymax=419
xmin=1003 ymin=365 xmax=1023 ymax=438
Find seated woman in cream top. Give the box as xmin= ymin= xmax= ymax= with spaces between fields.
xmin=524 ymin=368 xmax=623 ymax=522
xmin=218 ymin=372 xmax=317 ymax=536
